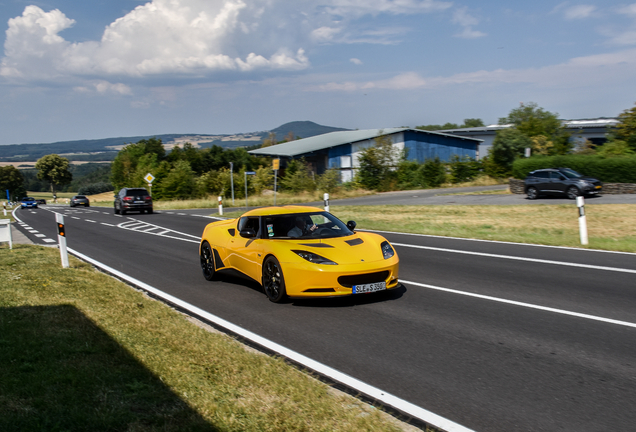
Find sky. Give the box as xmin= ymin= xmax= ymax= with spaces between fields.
xmin=1 ymin=0 xmax=636 ymax=145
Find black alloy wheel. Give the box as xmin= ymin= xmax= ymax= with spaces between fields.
xmin=200 ymin=241 xmax=216 ymax=281
xmin=566 ymin=186 xmax=581 ymax=200
xmin=526 ymin=187 xmax=538 ymax=200
xmin=262 ymin=256 xmax=286 ymax=303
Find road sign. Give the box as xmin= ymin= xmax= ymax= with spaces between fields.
xmin=245 ymin=171 xmax=256 ymax=175
xmin=272 ymin=159 xmax=280 ymax=170
xmin=144 ymin=173 xmax=155 ymax=184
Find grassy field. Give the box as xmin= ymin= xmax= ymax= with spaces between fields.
xmin=0 ymin=245 xmax=424 ymax=432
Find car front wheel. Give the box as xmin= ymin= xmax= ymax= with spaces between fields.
xmin=200 ymin=241 xmax=216 ymax=281
xmin=262 ymin=256 xmax=286 ymax=303
xmin=526 ymin=187 xmax=538 ymax=200
xmin=566 ymin=186 xmax=581 ymax=200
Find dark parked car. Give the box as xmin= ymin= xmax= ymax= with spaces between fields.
xmin=70 ymin=195 xmax=90 ymax=207
xmin=525 ymin=168 xmax=603 ymax=200
xmin=36 ymin=199 xmax=46 ymax=205
xmin=114 ymin=187 xmax=153 ymax=214
xmin=20 ymin=197 xmax=38 ymax=209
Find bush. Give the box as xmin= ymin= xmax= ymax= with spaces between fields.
xmin=449 ymin=156 xmax=482 ymax=183
xmin=77 ymin=182 xmax=114 ymax=195
xmin=512 ymin=155 xmax=636 ymax=182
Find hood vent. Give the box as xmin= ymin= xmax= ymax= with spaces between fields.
xmin=345 ymin=238 xmax=364 ymax=246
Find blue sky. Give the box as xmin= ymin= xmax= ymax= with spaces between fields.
xmin=1 ymin=0 xmax=636 ymax=145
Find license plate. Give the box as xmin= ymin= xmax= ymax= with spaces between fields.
xmin=595 ymin=186 xmax=601 ymax=189
xmin=134 ymin=201 xmax=144 ymax=203
xmin=352 ymin=282 xmax=386 ymax=294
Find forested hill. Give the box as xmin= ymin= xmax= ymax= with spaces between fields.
xmin=0 ymin=121 xmax=350 ymax=162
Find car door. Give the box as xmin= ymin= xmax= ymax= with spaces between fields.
xmin=550 ymin=171 xmax=569 ymax=194
xmin=228 ymin=216 xmax=266 ymax=282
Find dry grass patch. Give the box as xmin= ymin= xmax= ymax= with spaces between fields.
xmin=327 ymin=204 xmax=636 ymax=252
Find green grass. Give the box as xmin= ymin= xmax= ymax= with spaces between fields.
xmin=0 ymin=245 xmax=425 ymax=432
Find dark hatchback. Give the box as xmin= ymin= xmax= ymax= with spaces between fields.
xmin=114 ymin=187 xmax=153 ymax=214
xmin=525 ymin=168 xmax=603 ymax=200
xmin=70 ymin=195 xmax=90 ymax=207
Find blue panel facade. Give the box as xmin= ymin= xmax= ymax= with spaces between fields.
xmin=403 ymin=131 xmax=477 ymax=163
xmin=327 ymin=144 xmax=352 ymax=168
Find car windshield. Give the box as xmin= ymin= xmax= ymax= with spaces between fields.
xmin=560 ymin=168 xmax=583 ymax=179
xmin=22 ymin=197 xmax=35 ymax=201
xmin=262 ymin=212 xmax=354 ymax=239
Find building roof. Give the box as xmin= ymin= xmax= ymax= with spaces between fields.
xmin=440 ymin=118 xmax=618 ymax=134
xmin=249 ymin=127 xmax=482 ymax=157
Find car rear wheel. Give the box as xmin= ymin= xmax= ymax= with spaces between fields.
xmin=200 ymin=241 xmax=216 ymax=281
xmin=526 ymin=187 xmax=538 ymax=200
xmin=147 ymin=209 xmax=153 ymax=214
xmin=262 ymin=256 xmax=286 ymax=303
xmin=566 ymin=186 xmax=580 ymax=200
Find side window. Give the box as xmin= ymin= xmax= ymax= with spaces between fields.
xmin=535 ymin=171 xmax=549 ymax=179
xmin=238 ymin=217 xmax=260 ymax=236
xmin=550 ymin=172 xmax=564 ymax=180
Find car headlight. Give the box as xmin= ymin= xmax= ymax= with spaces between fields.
xmin=381 ymin=241 xmax=395 ymax=259
xmin=292 ymin=250 xmax=338 ymax=265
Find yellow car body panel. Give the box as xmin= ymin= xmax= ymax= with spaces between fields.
xmin=200 ymin=206 xmax=399 ymax=299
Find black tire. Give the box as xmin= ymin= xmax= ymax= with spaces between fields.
xmin=114 ymin=205 xmax=120 ymax=214
xmin=526 ymin=187 xmax=538 ymax=200
xmin=200 ymin=241 xmax=216 ymax=281
xmin=566 ymin=186 xmax=580 ymax=200
xmin=262 ymin=256 xmax=287 ymax=303
xmin=147 ymin=208 xmax=153 ymax=214
xmin=121 ymin=208 xmax=127 ymax=215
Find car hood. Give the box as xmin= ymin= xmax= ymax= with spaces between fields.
xmin=279 ymin=232 xmax=391 ymax=264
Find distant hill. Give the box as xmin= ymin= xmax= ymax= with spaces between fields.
xmin=0 ymin=121 xmax=350 ymax=162
xmin=270 ymin=121 xmax=350 ymax=139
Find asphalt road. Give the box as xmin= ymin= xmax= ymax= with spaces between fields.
xmin=12 ymin=202 xmax=636 ymax=432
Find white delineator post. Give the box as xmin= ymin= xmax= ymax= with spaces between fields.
xmin=218 ymin=196 xmax=223 ymax=216
xmin=324 ymin=193 xmax=330 ymax=212
xmin=56 ymin=213 xmax=69 ymax=268
xmin=577 ymin=196 xmax=588 ymax=245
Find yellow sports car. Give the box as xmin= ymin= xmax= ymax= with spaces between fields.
xmin=199 ymin=205 xmax=400 ymax=302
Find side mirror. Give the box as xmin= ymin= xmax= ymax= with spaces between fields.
xmin=346 ymin=220 xmax=356 ymax=231
xmin=240 ymin=229 xmax=257 ymax=239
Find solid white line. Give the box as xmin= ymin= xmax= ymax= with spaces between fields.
xmin=360 ymin=228 xmax=636 ymax=256
xmin=101 ymin=223 xmax=115 ymax=227
xmin=403 ymin=280 xmax=636 ymax=329
xmin=66 ymin=247 xmax=474 ymax=432
xmin=392 ymin=243 xmax=636 ymax=274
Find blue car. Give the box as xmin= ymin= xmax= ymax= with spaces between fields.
xmin=21 ymin=197 xmax=38 ymax=209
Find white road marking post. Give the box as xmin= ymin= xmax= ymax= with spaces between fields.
xmin=577 ymin=196 xmax=588 ymax=245
xmin=218 ymin=196 xmax=223 ymax=216
xmin=56 ymin=213 xmax=69 ymax=268
xmin=324 ymin=192 xmax=330 ymax=212
xmin=0 ymin=219 xmax=12 ymax=249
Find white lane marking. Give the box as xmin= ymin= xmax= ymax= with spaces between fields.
xmin=67 ymin=247 xmax=474 ymax=432
xmin=117 ymin=219 xmax=200 ymax=243
xmin=403 ymin=280 xmax=636 ymax=329
xmin=101 ymin=223 xmax=115 ymax=227
xmin=86 ymin=220 xmax=96 ymax=223
xmin=392 ymin=243 xmax=636 ymax=274
xmin=43 ymin=238 xmax=56 ymax=243
xmin=72 ymin=217 xmax=80 ymax=220
xmin=361 ymin=228 xmax=636 ymax=256
xmin=35 ymin=234 xmax=46 ymax=237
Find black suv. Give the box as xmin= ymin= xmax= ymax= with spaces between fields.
xmin=114 ymin=188 xmax=153 ymax=214
xmin=524 ymin=168 xmax=603 ymax=200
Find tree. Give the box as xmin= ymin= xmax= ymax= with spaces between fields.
xmin=487 ymin=128 xmax=532 ymax=177
xmin=0 ymin=165 xmax=26 ymax=201
xmin=613 ymin=103 xmax=636 ymax=152
xmin=498 ymin=102 xmax=571 ymax=155
xmin=355 ymin=132 xmax=400 ymax=191
xmin=462 ymin=118 xmax=485 ymax=128
xmin=35 ymin=154 xmax=73 ymax=195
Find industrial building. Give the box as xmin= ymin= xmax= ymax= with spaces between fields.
xmin=249 ymin=128 xmax=482 ymax=182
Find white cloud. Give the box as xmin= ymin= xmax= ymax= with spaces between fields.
xmin=563 ymin=5 xmax=597 ymax=20
xmin=452 ymin=7 xmax=486 ymax=39
xmin=314 ymin=48 xmax=636 ymax=92
xmin=350 ymin=58 xmax=363 ymax=65
xmin=1 ymin=1 xmax=311 ymax=82
xmin=326 ymin=0 xmax=452 ymax=17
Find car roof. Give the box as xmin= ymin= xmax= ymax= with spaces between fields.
xmin=240 ymin=205 xmax=325 ymax=217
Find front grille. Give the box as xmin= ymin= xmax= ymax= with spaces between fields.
xmin=338 ymin=271 xmax=389 ymax=288
xmin=303 ymin=288 xmax=336 ymax=293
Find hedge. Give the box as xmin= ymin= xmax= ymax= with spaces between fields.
xmin=512 ymin=155 xmax=636 ymax=183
